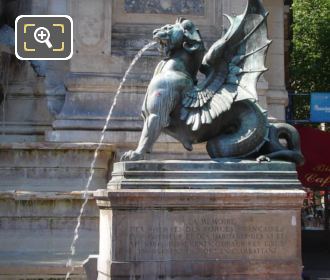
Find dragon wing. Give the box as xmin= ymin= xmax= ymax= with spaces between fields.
xmin=181 ymin=0 xmax=271 ymax=131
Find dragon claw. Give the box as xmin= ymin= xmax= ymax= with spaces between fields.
xmin=120 ymin=150 xmax=144 ymax=161
xmin=256 ymin=155 xmax=271 ymax=163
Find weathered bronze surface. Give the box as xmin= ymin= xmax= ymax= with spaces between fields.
xmin=121 ymin=0 xmax=304 ymax=165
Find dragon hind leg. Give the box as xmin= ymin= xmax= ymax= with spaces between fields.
xmin=206 ymin=100 xmax=268 ymax=159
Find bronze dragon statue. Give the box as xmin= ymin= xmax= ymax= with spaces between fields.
xmin=121 ymin=0 xmax=304 ymax=165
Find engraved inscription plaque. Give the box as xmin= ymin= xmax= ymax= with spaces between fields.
xmin=113 ymin=210 xmax=299 ymax=261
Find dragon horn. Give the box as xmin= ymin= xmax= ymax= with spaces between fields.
xmin=176 ymin=17 xmax=186 ymax=23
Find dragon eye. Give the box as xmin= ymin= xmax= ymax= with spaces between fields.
xmin=182 ymin=21 xmax=193 ymax=30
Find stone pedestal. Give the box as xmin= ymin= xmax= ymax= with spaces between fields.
xmin=95 ymin=160 xmax=305 ymax=280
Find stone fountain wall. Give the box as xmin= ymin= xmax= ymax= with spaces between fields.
xmin=0 ymin=143 xmax=114 ymax=280
xmin=0 ymin=0 xmax=290 ymax=153
xmin=0 ymin=0 xmax=291 ymax=279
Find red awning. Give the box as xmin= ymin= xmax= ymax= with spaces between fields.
xmin=296 ymin=126 xmax=330 ymax=188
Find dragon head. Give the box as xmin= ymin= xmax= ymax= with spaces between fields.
xmin=153 ymin=18 xmax=204 ymax=57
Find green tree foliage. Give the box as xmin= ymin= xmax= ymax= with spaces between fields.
xmin=290 ymin=0 xmax=330 ymax=93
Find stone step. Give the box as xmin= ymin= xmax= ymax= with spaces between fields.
xmin=112 ymin=169 xmax=298 ymax=179
xmin=0 ymin=142 xmax=114 ymax=191
xmin=0 ymin=191 xmax=98 ymax=280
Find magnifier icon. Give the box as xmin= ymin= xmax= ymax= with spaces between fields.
xmin=34 ymin=27 xmax=53 ymax=49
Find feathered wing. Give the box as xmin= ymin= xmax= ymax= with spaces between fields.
xmin=180 ymin=0 xmax=271 ymax=131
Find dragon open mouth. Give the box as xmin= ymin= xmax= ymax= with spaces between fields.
xmin=154 ymin=36 xmax=170 ymax=56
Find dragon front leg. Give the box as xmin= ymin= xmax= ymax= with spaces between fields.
xmin=120 ymin=113 xmax=162 ymax=161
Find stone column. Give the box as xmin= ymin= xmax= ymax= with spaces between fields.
xmin=263 ymin=0 xmax=289 ymax=121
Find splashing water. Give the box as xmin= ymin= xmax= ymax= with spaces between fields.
xmin=1 ymin=53 xmax=11 ymax=135
xmin=65 ymin=41 xmax=156 ymax=280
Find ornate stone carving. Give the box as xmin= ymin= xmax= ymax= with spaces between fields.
xmin=70 ymin=0 xmax=112 ymax=55
xmin=125 ymin=0 xmax=205 ymax=16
